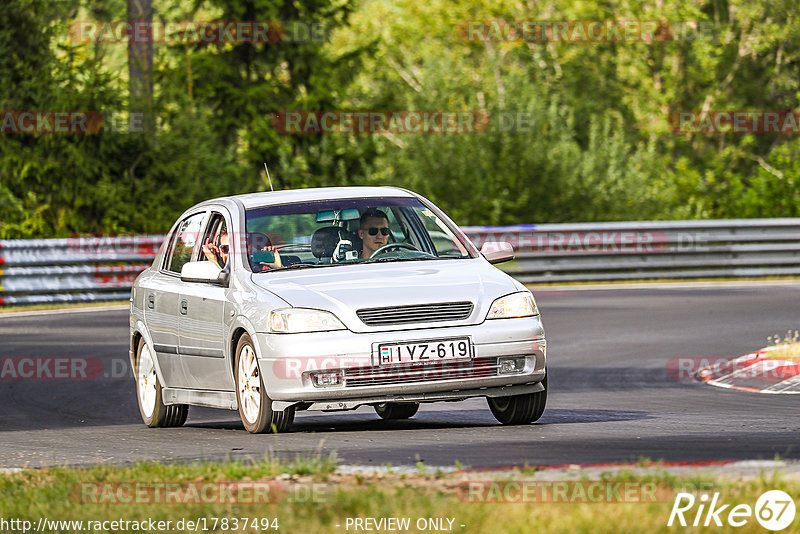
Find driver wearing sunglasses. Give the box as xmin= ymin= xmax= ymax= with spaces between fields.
xmin=358 ymin=208 xmax=391 ymax=259
xmin=202 ymin=229 xmax=229 ymax=269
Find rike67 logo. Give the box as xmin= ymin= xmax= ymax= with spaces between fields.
xmin=668 ymin=490 xmax=796 ymax=530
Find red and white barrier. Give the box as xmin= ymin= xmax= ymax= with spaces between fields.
xmin=696 ymin=348 xmax=800 ymax=394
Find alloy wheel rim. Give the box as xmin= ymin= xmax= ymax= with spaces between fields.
xmin=137 ymin=344 xmax=157 ymax=417
xmin=238 ymin=345 xmax=261 ymax=424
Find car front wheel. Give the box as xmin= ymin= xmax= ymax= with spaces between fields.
xmin=135 ymin=341 xmax=188 ymax=428
xmin=487 ymin=377 xmax=547 ymax=425
xmin=235 ymin=333 xmax=294 ymax=433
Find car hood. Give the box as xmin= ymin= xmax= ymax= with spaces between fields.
xmin=250 ymin=258 xmax=520 ymax=332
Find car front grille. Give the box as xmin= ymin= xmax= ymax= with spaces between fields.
xmin=356 ymin=302 xmax=474 ymax=326
xmin=342 ymin=357 xmax=498 ymax=387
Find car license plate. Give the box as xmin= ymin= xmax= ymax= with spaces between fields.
xmin=375 ymin=337 xmax=473 ymax=366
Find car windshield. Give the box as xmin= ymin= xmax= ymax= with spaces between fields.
xmin=244 ymin=197 xmax=472 ymax=272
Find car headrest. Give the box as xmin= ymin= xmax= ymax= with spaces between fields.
xmin=247 ymin=232 xmax=271 ymax=251
xmin=311 ymin=227 xmax=341 ymax=259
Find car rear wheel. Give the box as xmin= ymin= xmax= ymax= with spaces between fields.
xmin=487 ymin=376 xmax=547 ymax=425
xmin=136 ymin=341 xmax=188 ymax=428
xmin=235 ymin=334 xmax=294 ymax=433
xmin=375 ymin=402 xmax=420 ymax=420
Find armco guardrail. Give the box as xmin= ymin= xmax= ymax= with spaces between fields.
xmin=1 ymin=219 xmax=799 ymax=305
xmin=463 ymin=218 xmax=800 ymax=283
xmin=0 ymin=236 xmax=162 ymax=305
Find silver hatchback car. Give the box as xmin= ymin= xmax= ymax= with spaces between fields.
xmin=129 ymin=187 xmax=546 ymax=433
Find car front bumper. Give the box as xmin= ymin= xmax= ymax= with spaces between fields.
xmin=255 ymin=316 xmax=546 ymax=409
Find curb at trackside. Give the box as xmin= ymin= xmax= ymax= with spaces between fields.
xmin=696 ymin=346 xmax=800 ymax=394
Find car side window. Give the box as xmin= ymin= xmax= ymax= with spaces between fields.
xmin=200 ymin=213 xmax=228 ymax=269
xmin=166 ymin=212 xmax=207 ymax=273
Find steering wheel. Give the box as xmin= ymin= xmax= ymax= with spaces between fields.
xmin=369 ymin=242 xmax=420 ymax=258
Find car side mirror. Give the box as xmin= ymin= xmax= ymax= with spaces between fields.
xmin=181 ymin=261 xmax=228 ymax=285
xmin=480 ymin=241 xmax=514 ymax=264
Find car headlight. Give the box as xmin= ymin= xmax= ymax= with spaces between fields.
xmin=269 ymin=308 xmax=346 ymax=333
xmin=486 ymin=292 xmax=539 ymax=319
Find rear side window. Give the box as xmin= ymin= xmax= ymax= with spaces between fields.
xmin=166 ymin=212 xmax=207 ymax=273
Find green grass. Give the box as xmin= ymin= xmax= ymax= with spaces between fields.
xmin=764 ymin=343 xmax=800 ymax=363
xmin=1 ymin=457 xmax=798 ymax=533
xmin=765 ymin=331 xmax=800 ymax=363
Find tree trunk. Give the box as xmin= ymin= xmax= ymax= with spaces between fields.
xmin=127 ymin=0 xmax=153 ymax=131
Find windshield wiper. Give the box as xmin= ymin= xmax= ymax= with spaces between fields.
xmin=269 ymin=262 xmax=331 ymax=271
xmin=360 ymin=256 xmax=442 ymax=264
xmin=262 ymin=256 xmax=447 ymax=271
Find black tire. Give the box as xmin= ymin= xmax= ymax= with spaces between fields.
xmin=375 ymin=402 xmax=420 ymax=420
xmin=135 ymin=341 xmax=188 ymax=428
xmin=235 ymin=333 xmax=295 ymax=433
xmin=487 ymin=376 xmax=547 ymax=425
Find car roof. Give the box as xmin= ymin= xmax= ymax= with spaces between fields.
xmin=198 ymin=186 xmax=417 ymax=210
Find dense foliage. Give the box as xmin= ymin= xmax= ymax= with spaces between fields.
xmin=1 ymin=0 xmax=799 ymax=237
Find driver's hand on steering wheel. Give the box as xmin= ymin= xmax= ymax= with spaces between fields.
xmin=367 ymin=242 xmax=420 ymax=258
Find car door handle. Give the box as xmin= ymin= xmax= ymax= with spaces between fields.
xmin=147 ymin=294 xmax=155 ymax=309
xmin=180 ymin=299 xmax=188 ymax=315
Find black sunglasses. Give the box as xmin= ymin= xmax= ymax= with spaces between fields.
xmin=366 ymin=227 xmax=390 ymax=236
xmin=218 ymin=244 xmax=229 ymax=253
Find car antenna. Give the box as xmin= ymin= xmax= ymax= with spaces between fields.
xmin=263 ymin=162 xmax=274 ymax=191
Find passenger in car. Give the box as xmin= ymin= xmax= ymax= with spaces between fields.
xmin=358 ymin=208 xmax=390 ymax=259
xmin=202 ymin=230 xmax=229 ymax=269
xmin=247 ymin=232 xmax=283 ymax=271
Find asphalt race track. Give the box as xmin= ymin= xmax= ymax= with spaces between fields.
xmin=1 ymin=282 xmax=799 ymax=469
